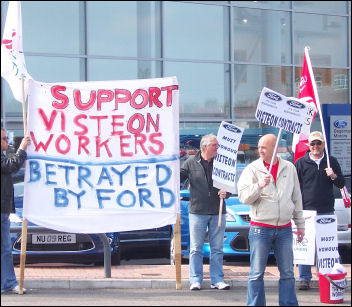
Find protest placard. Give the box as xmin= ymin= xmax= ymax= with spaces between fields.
xmin=293 ymin=210 xmax=316 ymax=265
xmin=255 ymin=87 xmax=315 ymax=172
xmin=315 ymin=215 xmax=340 ymax=274
xmin=23 ymin=77 xmax=180 ymax=233
xmin=256 ymin=87 xmax=314 ymax=134
xmin=212 ymin=121 xmax=243 ymax=194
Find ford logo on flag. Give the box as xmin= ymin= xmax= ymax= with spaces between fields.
xmin=286 ymin=100 xmax=305 ymax=109
xmin=264 ymin=92 xmax=282 ymax=101
xmin=223 ymin=124 xmax=241 ymax=133
xmin=316 ymin=217 xmax=335 ymax=224
xmin=333 ymin=120 xmax=348 ymax=128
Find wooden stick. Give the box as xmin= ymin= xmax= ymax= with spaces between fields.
xmin=218 ymin=198 xmax=224 ymax=227
xmin=18 ymin=74 xmax=28 ymax=295
xmin=174 ymin=213 xmax=182 ymax=290
xmin=18 ymin=219 xmax=28 ymax=294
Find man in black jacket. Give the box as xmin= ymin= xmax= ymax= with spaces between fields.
xmin=180 ymin=134 xmax=230 ymax=291
xmin=1 ymin=128 xmax=30 ymax=294
xmin=295 ymin=131 xmax=345 ymax=290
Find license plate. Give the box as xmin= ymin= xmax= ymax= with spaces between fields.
xmin=32 ymin=233 xmax=76 ymax=244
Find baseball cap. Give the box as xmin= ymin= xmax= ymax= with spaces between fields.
xmin=308 ymin=131 xmax=324 ymax=143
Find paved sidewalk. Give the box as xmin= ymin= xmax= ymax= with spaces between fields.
xmin=15 ymin=263 xmax=351 ymax=290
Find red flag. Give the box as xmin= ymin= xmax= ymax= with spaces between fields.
xmin=292 ymin=47 xmax=318 ymax=163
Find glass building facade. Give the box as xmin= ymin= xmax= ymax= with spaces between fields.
xmin=1 ymin=1 xmax=351 ymax=162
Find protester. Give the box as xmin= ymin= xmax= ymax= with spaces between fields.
xmin=237 ymin=134 xmax=305 ymax=306
xmin=295 ymin=131 xmax=345 ymax=290
xmin=1 ymin=128 xmax=30 ymax=294
xmin=180 ymin=134 xmax=230 ymax=291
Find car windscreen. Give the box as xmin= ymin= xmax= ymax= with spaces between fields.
xmin=12 ymin=168 xmax=25 ymax=184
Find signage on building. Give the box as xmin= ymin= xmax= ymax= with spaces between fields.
xmin=329 ymin=115 xmax=351 ymax=176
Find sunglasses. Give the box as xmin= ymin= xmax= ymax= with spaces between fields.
xmin=309 ymin=140 xmax=322 ymax=146
xmin=2 ymin=136 xmax=9 ymax=141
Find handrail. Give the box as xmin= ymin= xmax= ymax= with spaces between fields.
xmin=10 ymin=226 xmax=111 ymax=278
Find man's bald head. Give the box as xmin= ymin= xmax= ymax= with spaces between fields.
xmin=258 ymin=134 xmax=277 ymax=148
xmin=258 ymin=134 xmax=277 ymax=164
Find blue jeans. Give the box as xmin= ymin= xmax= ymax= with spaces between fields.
xmin=247 ymin=226 xmax=298 ymax=306
xmin=1 ymin=213 xmax=18 ymax=292
xmin=299 ymin=211 xmax=335 ymax=283
xmin=189 ymin=213 xmax=226 ymax=285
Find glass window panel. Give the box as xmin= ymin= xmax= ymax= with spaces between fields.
xmin=234 ymin=2 xmax=291 ymax=9
xmin=294 ymin=14 xmax=348 ymax=67
xmin=240 ymin=124 xmax=294 ymax=164
xmin=234 ymin=65 xmax=292 ymax=120
xmin=2 ymin=81 xmax=22 ymax=117
xmin=164 ymin=62 xmax=230 ymax=118
xmin=87 ymin=1 xmax=160 ymax=58
xmin=180 ymin=121 xmax=295 ymax=164
xmin=233 ymin=8 xmax=291 ymax=64
xmin=3 ymin=128 xmax=25 ymax=140
xmin=21 ymin=1 xmax=82 ymax=54
xmin=26 ymin=56 xmax=83 ymax=82
xmin=163 ymin=2 xmax=229 ymax=61
xmin=1 ymin=56 xmax=83 ymax=119
xmin=294 ymin=68 xmax=349 ymax=104
xmin=293 ymin=1 xmax=348 ymax=14
xmin=88 ymin=59 xmax=161 ymax=81
xmin=191 ymin=1 xmax=230 ymax=4
xmin=179 ymin=122 xmax=222 ymax=136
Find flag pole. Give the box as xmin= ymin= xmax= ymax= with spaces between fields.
xmin=21 ymin=75 xmax=27 ymax=136
xmin=304 ymin=47 xmax=330 ymax=168
xmin=174 ymin=214 xmax=182 ymax=290
xmin=218 ymin=198 xmax=224 ymax=227
xmin=18 ymin=74 xmax=28 ymax=295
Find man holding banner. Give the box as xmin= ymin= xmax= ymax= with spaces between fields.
xmin=295 ymin=131 xmax=345 ymax=290
xmin=1 ymin=128 xmax=30 ymax=294
xmin=237 ymin=134 xmax=305 ymax=306
xmin=180 ymin=134 xmax=230 ymax=291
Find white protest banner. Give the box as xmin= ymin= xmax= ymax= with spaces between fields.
xmin=23 ymin=77 xmax=179 ymax=233
xmin=255 ymin=87 xmax=313 ymax=134
xmin=315 ymin=215 xmax=340 ymax=274
xmin=293 ymin=210 xmax=316 ymax=265
xmin=212 ymin=122 xmax=243 ymax=194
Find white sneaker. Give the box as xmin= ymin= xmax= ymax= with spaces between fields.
xmin=190 ymin=282 xmax=201 ymax=290
xmin=211 ymin=281 xmax=230 ymax=290
xmin=9 ymin=285 xmax=27 ymax=294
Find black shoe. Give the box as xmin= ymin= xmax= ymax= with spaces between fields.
xmin=298 ymin=281 xmax=310 ymax=290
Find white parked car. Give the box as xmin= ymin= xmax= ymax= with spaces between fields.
xmin=334 ymin=176 xmax=351 ymax=249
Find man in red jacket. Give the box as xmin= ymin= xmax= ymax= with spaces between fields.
xmin=295 ymin=131 xmax=345 ymax=290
